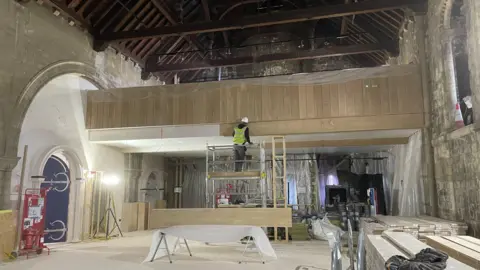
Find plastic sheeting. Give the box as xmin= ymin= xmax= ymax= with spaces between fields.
xmin=144 ymin=225 xmax=277 ymax=263
xmin=317 ymin=156 xmax=340 ymax=208
xmin=388 ymin=131 xmax=425 ymax=216
xmin=181 ymin=161 xmax=207 ymax=208
xmin=267 ymin=154 xmax=313 ymax=213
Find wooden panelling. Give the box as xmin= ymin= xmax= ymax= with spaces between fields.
xmin=265 ymin=137 xmax=410 ymax=149
xmin=86 ymin=71 xmax=424 ymax=130
xmin=220 ymin=114 xmax=424 ymax=136
xmin=148 ymin=208 xmax=292 ymax=229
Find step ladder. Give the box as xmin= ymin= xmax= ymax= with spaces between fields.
xmin=271 ymin=136 xmax=287 ymax=242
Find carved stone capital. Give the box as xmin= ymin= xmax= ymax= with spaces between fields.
xmin=0 ymin=156 xmax=20 ymax=172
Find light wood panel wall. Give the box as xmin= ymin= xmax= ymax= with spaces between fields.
xmin=148 ymin=208 xmax=292 ymax=228
xmin=86 ymin=71 xmax=424 ymax=130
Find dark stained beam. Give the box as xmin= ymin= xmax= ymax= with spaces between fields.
xmin=97 ymin=0 xmax=423 ymax=42
xmin=144 ymin=42 xmax=390 ymax=73
xmin=150 ymin=0 xmax=205 ymax=59
xmin=43 ymin=0 xmax=93 ymax=32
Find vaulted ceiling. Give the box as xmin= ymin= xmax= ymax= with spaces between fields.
xmin=41 ymin=0 xmax=425 ymax=83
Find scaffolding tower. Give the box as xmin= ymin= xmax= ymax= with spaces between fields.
xmin=205 ymin=143 xmax=266 ymax=209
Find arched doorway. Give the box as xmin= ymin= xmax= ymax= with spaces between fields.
xmin=142 ymin=171 xmax=165 ymax=204
xmin=41 ymin=155 xmax=70 ymax=243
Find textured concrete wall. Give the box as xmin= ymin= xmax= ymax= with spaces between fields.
xmin=0 ymin=1 xmax=160 ymax=208
xmin=396 ymin=0 xmax=480 ymax=236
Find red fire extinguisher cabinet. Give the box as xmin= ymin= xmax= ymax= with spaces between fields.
xmin=19 ymin=188 xmax=50 ymax=258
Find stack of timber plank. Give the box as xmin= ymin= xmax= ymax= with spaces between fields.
xmin=0 ymin=210 xmax=15 ymax=261
xmin=425 ymin=235 xmax=480 ymax=269
xmin=360 ymin=215 xmax=467 ymax=240
xmin=365 ymin=231 xmax=473 ymax=269
xmin=365 ymin=234 xmax=407 ymax=270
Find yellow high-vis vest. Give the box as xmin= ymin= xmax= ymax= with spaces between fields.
xmin=233 ymin=127 xmax=246 ymax=144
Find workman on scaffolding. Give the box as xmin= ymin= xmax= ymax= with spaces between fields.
xmin=232 ymin=117 xmax=253 ymax=172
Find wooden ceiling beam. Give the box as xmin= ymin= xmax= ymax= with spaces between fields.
xmin=144 ymin=42 xmax=391 ymax=73
xmin=96 ymin=0 xmax=423 ymax=42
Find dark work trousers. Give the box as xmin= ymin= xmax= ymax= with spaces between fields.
xmin=233 ymin=144 xmax=246 ymax=172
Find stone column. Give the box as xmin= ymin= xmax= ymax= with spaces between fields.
xmin=465 ymin=0 xmax=480 ymax=128
xmin=0 ymin=156 xmax=20 ymax=210
xmin=442 ymin=30 xmax=460 ymax=130
xmin=416 ymin=15 xmax=438 ymax=217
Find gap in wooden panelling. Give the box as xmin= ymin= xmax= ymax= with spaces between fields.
xmin=121 ymin=101 xmax=129 ymax=128
xmin=410 ymin=73 xmax=423 ymax=113
xmin=362 ymin=78 xmax=372 ymax=116
xmin=387 ymin=76 xmax=397 ymax=114
xmin=281 ymin=86 xmax=291 ymax=120
xmin=353 ymin=80 xmax=364 ymax=116
xmin=345 ymin=81 xmax=356 ymax=116
xmin=298 ymin=84 xmax=307 ymax=119
xmin=314 ymin=84 xmax=323 ymax=118
xmin=261 ymin=84 xmax=272 ymax=121
xmin=322 ymin=85 xmax=331 ymax=118
xmin=273 ymin=85 xmax=283 ymax=121
xmin=305 ymin=84 xmax=316 ymax=119
xmin=371 ymin=78 xmax=382 ymax=116
xmin=337 ymin=83 xmax=347 ymax=117
xmin=253 ymin=84 xmax=263 ymax=122
xmin=396 ymin=75 xmax=406 ymax=114
xmin=291 ymin=85 xmax=300 ymax=120
xmin=329 ymin=84 xmax=339 ymax=117
xmin=113 ymin=99 xmax=122 ymax=128
xmin=379 ymin=77 xmax=390 ymax=115
xmin=85 ymin=93 xmax=93 ymax=129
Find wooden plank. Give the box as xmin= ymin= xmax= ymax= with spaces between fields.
xmin=366 ymin=235 xmax=407 ymax=270
xmin=425 ymin=236 xmax=480 ymax=269
xmin=208 ymin=171 xmax=261 ymax=178
xmin=121 ymin=203 xmax=139 ymax=232
xmin=0 ymin=211 xmax=14 ymax=261
xmin=265 ymin=137 xmax=409 ymax=149
xmin=148 ymin=208 xmax=292 ymax=228
xmin=383 ymin=232 xmax=473 ymax=270
xmin=137 ymin=202 xmax=148 ymax=231
xmin=219 ymin=114 xmax=424 ymax=136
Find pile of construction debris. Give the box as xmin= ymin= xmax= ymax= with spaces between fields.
xmin=360 ymin=215 xmax=468 ymax=240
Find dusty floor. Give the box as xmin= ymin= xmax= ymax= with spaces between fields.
xmin=2 ymin=231 xmax=344 ymax=270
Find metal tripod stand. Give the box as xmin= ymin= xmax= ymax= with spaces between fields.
xmin=94 ymin=191 xmax=123 ymax=239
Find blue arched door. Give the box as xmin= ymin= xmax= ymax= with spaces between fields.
xmin=41 ymin=155 xmax=70 ymax=243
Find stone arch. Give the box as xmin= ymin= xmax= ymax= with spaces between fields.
xmin=138 ymin=169 xmax=165 ymax=203
xmin=5 ymin=61 xmax=116 ymax=158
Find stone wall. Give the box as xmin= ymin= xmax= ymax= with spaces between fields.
xmin=396 ymin=0 xmax=480 ymax=236
xmin=0 ymin=1 xmax=160 ymax=208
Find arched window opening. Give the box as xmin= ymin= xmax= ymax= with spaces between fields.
xmin=451 ymin=0 xmax=473 ymax=125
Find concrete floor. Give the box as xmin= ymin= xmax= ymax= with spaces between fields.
xmin=2 ymin=231 xmax=342 ymax=270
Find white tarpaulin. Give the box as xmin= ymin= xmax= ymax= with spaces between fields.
xmin=144 ymin=225 xmax=277 ymax=263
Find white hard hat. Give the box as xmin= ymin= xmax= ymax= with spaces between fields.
xmin=241 ymin=117 xmax=249 ymax=123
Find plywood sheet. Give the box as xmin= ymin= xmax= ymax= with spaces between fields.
xmin=0 ymin=210 xmax=15 ymax=261
xmin=148 ymin=208 xmax=292 ymax=229
xmin=137 ymin=203 xmax=148 ymax=231
xmin=121 ymin=203 xmax=139 ymax=233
